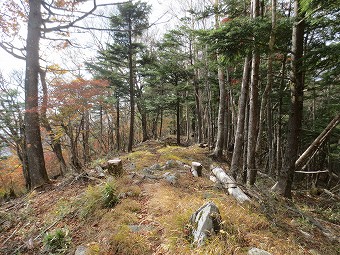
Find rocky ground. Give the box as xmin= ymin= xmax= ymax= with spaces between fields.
xmin=0 ymin=140 xmax=339 ymax=254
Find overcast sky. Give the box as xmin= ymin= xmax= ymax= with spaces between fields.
xmin=0 ymin=0 xmax=175 ymax=78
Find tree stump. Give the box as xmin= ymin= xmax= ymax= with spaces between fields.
xmin=107 ymin=159 xmax=123 ymax=176
xmin=191 ymin=162 xmax=203 ymax=177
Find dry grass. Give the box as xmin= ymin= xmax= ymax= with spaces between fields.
xmin=1 ymin=140 xmax=339 ymax=255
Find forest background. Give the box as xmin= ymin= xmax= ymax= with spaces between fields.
xmin=0 ymin=0 xmax=339 ymax=198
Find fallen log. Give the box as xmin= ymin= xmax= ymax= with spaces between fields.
xmin=295 ymin=113 xmax=340 ymax=171
xmin=211 ymin=166 xmax=251 ymax=203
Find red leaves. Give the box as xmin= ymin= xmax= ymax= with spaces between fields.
xmin=221 ymin=17 xmax=232 ymax=24
xmin=50 ymin=78 xmax=109 ymax=113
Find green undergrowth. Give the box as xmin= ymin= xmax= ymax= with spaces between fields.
xmin=78 ymin=178 xmax=119 ymax=219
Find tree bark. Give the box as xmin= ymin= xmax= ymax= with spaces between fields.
xmin=176 ymin=87 xmax=181 ymax=145
xmin=116 ymin=96 xmax=120 ymax=151
xmin=256 ymin=0 xmax=277 ymax=173
xmin=230 ymin=55 xmax=251 ymax=180
xmin=246 ymin=0 xmax=261 ymax=186
xmin=211 ymin=0 xmax=226 ymax=158
xmin=127 ymin=16 xmax=135 ymax=152
xmin=24 ymin=0 xmax=49 ymax=189
xmin=40 ymin=69 xmax=67 ymax=176
xmin=272 ymin=0 xmax=305 ymax=198
xmin=82 ymin=110 xmax=90 ymax=165
xmin=136 ymin=100 xmax=148 ymax=142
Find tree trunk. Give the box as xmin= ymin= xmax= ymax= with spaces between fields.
xmin=212 ymin=0 xmax=226 ymax=158
xmin=17 ymin=135 xmax=30 ymax=189
xmin=127 ymin=18 xmax=135 ymax=152
xmin=63 ymin=122 xmax=82 ymax=172
xmin=159 ymin=109 xmax=163 ymax=138
xmin=256 ymin=0 xmax=277 ymax=174
xmin=176 ymin=88 xmax=181 ymax=145
xmin=24 ymin=0 xmax=49 ymax=189
xmin=116 ymin=96 xmax=120 ymax=151
xmin=136 ymin=100 xmax=148 ymax=142
xmin=230 ymin=55 xmax=251 ymax=179
xmin=246 ymin=0 xmax=261 ymax=186
xmin=82 ymin=110 xmax=90 ymax=165
xmin=272 ymin=0 xmax=305 ymax=198
xmin=40 ymin=69 xmax=67 ymax=175
xmin=212 ymin=67 xmax=225 ymax=158
xmin=186 ymin=91 xmax=191 ymax=142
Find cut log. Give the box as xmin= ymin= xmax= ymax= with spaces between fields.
xmin=191 ymin=162 xmax=203 ymax=177
xmin=211 ymin=167 xmax=251 ymax=203
xmin=107 ymin=159 xmax=123 ymax=176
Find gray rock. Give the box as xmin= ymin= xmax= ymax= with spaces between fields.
xmin=150 ymin=163 xmax=161 ymax=171
xmin=165 ymin=160 xmax=176 ymax=168
xmin=308 ymin=249 xmax=321 ymax=255
xmin=164 ymin=174 xmax=177 ymax=185
xmin=95 ymin=165 xmax=103 ymax=172
xmin=299 ymin=230 xmax=312 ymax=239
xmin=74 ymin=245 xmax=88 ymax=255
xmin=176 ymin=160 xmax=184 ymax=166
xmin=189 ymin=201 xmax=222 ymax=246
xmin=248 ymin=248 xmax=272 ymax=255
xmin=142 ymin=168 xmax=154 ymax=175
xmin=128 ymin=224 xmax=153 ymax=233
xmin=126 ymin=162 xmax=136 ymax=171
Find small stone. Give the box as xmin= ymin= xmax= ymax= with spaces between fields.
xmin=164 ymin=174 xmax=177 ymax=185
xmin=26 ymin=238 xmax=34 ymax=250
xmin=309 ymin=249 xmax=321 ymax=255
xmin=299 ymin=230 xmax=312 ymax=239
xmin=142 ymin=168 xmax=154 ymax=175
xmin=150 ymin=164 xmax=161 ymax=170
xmin=176 ymin=160 xmax=184 ymax=166
xmin=95 ymin=166 xmax=103 ymax=172
xmin=128 ymin=224 xmax=153 ymax=233
xmin=118 ymin=193 xmax=127 ymax=199
xmin=248 ymin=247 xmax=272 ymax=255
xmin=165 ymin=160 xmax=176 ymax=168
xmin=75 ymin=245 xmax=88 ymax=255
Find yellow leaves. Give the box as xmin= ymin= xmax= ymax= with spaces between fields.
xmin=47 ymin=64 xmax=68 ymax=75
xmin=0 ymin=0 xmax=27 ymax=36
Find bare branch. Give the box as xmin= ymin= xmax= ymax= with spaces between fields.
xmin=0 ymin=42 xmax=26 ymax=61
xmin=43 ymin=0 xmax=128 ymax=33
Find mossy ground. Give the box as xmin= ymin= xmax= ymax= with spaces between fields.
xmin=0 ymin=140 xmax=339 ymax=254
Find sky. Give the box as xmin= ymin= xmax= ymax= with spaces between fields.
xmin=0 ymin=0 xmax=175 ymax=78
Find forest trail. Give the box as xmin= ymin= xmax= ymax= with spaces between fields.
xmin=0 ymin=140 xmax=339 ymax=255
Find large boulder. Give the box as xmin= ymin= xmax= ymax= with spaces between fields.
xmin=189 ymin=201 xmax=222 ymax=246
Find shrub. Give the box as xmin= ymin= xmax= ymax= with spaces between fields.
xmin=102 ymin=182 xmax=119 ymax=208
xmin=78 ymin=179 xmax=119 ymax=218
xmin=43 ymin=228 xmax=71 ymax=254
